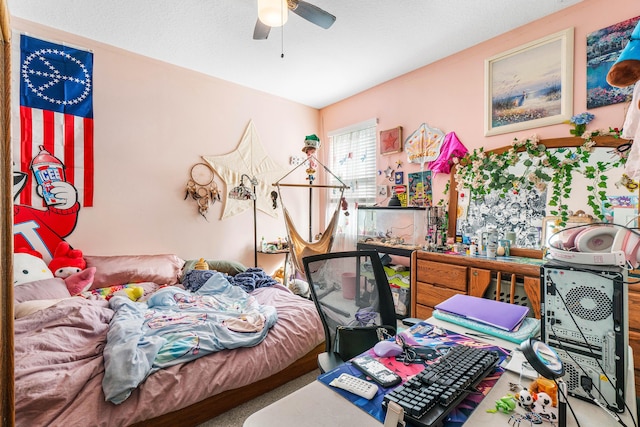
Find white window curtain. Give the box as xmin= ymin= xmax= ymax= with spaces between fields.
xmin=328 ymin=119 xmax=377 ymax=252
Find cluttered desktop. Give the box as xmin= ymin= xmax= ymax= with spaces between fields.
xmin=318 ymin=282 xmax=637 ymax=427
xmin=319 ymin=321 xmax=511 ymax=427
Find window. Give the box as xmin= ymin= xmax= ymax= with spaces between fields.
xmin=327 ymin=119 xmax=377 ymax=251
xmin=328 ymin=119 xmax=377 ymax=207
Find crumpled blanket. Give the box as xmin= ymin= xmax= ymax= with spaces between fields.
xmin=102 ymin=271 xmax=277 ymax=404
xmin=182 ymin=267 xmax=278 ymax=293
xmin=227 ymin=267 xmax=280 ymax=292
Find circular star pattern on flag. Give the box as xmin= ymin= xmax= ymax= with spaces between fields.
xmin=22 ymin=48 xmax=92 ymax=107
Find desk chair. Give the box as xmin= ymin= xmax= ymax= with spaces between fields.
xmin=303 ymin=250 xmax=397 ymax=373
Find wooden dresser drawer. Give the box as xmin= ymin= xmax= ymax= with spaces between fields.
xmin=629 ymin=329 xmax=640 ymax=381
xmin=628 ymin=291 xmax=640 ymax=330
xmin=415 ymin=260 xmax=467 ymax=292
xmin=415 ymin=282 xmax=465 ymax=308
xmin=415 ymin=304 xmax=433 ymax=320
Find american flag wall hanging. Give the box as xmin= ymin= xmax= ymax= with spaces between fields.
xmin=18 ymin=34 xmax=94 ymax=207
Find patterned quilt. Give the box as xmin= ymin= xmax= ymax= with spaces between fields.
xmin=102 ymin=271 xmax=277 ymax=404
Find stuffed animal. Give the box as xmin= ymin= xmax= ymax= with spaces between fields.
xmin=272 ymin=266 xmax=285 ymax=284
xmin=528 ymin=376 xmax=558 ymax=406
xmin=48 ymin=241 xmax=87 ymax=279
xmin=288 ymin=278 xmax=310 ymax=298
xmin=112 ymin=286 xmax=144 ymax=301
xmin=65 ymin=267 xmax=96 ymax=295
xmin=486 ymin=394 xmax=516 ymax=414
xmin=14 ymin=248 xmax=95 ymax=295
xmin=515 ymin=388 xmax=535 ymax=412
xmin=14 ymin=247 xmax=54 ymax=286
xmin=194 ymin=258 xmax=209 ymax=270
xmin=532 ymin=391 xmax=558 ymax=423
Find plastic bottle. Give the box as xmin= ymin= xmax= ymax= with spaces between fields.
xmin=469 ymin=240 xmax=477 ymax=256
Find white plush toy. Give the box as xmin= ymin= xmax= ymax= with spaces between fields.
xmin=13 ymin=248 xmax=95 ymax=295
xmin=532 ymin=392 xmax=558 ymax=423
xmin=13 ymin=249 xmax=54 ymax=286
xmin=515 ymin=389 xmax=535 ymax=412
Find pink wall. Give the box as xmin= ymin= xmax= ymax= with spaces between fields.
xmin=320 ymin=0 xmax=640 ymax=211
xmin=10 ymin=0 xmax=640 ymax=268
xmin=10 ymin=17 xmax=320 ymax=271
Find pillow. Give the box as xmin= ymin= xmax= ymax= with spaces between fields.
xmin=14 ymin=278 xmax=71 ymax=303
xmin=85 ymin=254 xmax=185 ymax=290
xmin=180 ymin=259 xmax=246 ymax=282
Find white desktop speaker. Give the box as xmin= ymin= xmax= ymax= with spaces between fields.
xmin=547 ymin=225 xmax=640 ymax=267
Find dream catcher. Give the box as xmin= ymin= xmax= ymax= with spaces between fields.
xmin=184 ymin=162 xmax=220 ymax=219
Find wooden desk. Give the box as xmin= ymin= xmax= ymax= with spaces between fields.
xmin=411 ymin=251 xmax=543 ymax=320
xmin=244 ymin=317 xmax=637 ymax=427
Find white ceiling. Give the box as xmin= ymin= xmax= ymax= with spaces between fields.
xmin=8 ymin=0 xmax=583 ymax=109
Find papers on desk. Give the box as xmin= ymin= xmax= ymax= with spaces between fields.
xmin=500 ymin=348 xmax=539 ymax=380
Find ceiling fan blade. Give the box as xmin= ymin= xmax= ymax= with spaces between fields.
xmin=289 ymin=0 xmax=336 ymax=29
xmin=253 ymin=18 xmax=271 ymax=40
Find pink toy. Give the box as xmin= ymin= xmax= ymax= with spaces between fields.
xmin=14 ymin=248 xmax=94 ymax=295
xmin=65 ymin=267 xmax=96 ymax=295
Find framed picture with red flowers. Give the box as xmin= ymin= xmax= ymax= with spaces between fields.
xmin=379 ymin=126 xmax=402 ymax=155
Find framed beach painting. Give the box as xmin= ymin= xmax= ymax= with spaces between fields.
xmin=485 ymin=28 xmax=574 ymax=136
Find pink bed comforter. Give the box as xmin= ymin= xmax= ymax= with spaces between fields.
xmin=14 ymin=284 xmax=324 ymax=427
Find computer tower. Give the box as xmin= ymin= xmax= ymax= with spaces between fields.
xmin=541 ymin=261 xmax=628 ymax=412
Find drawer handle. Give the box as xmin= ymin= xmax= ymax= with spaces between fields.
xmin=473 ymin=271 xmax=478 ymax=276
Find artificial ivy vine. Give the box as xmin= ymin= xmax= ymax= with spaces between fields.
xmin=450 ymin=130 xmax=626 ymax=227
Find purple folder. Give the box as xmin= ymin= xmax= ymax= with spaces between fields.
xmin=434 ymin=294 xmax=529 ymax=331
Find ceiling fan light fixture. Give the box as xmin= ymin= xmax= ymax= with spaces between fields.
xmin=257 ymin=0 xmax=289 ymax=27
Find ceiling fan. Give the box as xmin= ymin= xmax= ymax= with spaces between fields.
xmin=253 ymin=0 xmax=336 ymax=40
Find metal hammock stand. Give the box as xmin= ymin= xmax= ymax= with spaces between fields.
xmin=273 ymin=155 xmax=349 ymax=277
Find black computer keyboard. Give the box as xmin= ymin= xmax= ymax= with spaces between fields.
xmin=383 ymin=344 xmax=500 ymax=427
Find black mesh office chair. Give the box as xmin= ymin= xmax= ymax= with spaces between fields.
xmin=303 ymin=250 xmax=397 ymax=373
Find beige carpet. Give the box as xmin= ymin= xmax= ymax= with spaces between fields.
xmin=196 ymin=369 xmax=320 ymax=427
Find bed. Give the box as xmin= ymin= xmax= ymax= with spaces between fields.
xmin=13 ymin=254 xmax=324 ymax=427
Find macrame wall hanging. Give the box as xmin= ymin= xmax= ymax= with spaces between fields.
xmin=184 ymin=162 xmax=220 ymax=219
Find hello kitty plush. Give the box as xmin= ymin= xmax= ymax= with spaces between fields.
xmin=14 ymin=248 xmax=95 ymax=295
xmin=13 ymin=248 xmax=54 ymax=286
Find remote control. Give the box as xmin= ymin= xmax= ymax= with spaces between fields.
xmin=329 ymin=373 xmax=378 ymax=399
xmin=351 ymin=355 xmax=402 ymax=388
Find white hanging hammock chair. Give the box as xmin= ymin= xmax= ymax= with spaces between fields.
xmin=274 ymin=155 xmax=348 ymax=277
